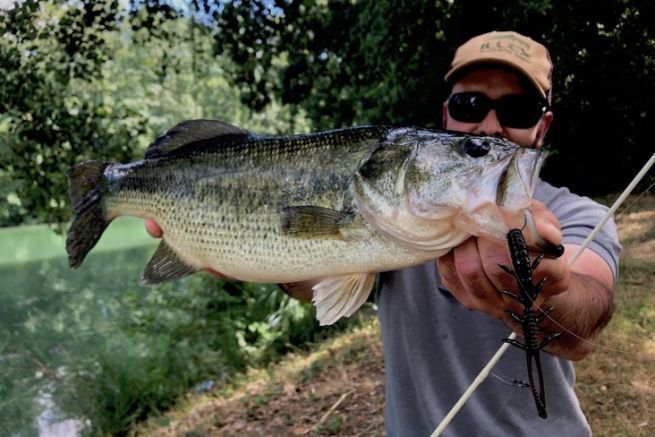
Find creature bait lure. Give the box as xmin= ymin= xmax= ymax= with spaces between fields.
xmin=499 ymin=228 xmax=562 ymax=419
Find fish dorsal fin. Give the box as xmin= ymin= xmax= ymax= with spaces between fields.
xmin=141 ymin=240 xmax=199 ymax=285
xmin=312 ymin=273 xmax=376 ymax=325
xmin=280 ymin=206 xmax=352 ymax=239
xmin=145 ymin=119 xmax=250 ymax=159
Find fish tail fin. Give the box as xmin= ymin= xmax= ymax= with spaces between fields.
xmin=66 ymin=160 xmax=112 ymax=269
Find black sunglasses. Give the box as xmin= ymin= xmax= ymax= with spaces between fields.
xmin=447 ymin=92 xmax=549 ymax=129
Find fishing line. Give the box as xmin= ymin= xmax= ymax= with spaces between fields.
xmin=431 ymin=152 xmax=655 ymax=437
xmin=517 ymin=273 xmax=630 ymax=355
xmin=614 ymin=178 xmax=655 ymax=219
xmin=488 ymin=382 xmax=520 ymax=423
xmin=568 ymin=153 xmax=655 ymax=267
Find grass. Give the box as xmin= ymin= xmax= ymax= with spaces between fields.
xmin=133 ymin=195 xmax=655 ymax=436
xmin=133 ymin=310 xmax=384 ymax=436
xmin=574 ymin=199 xmax=655 ymax=436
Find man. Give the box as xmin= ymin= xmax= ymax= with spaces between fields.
xmin=146 ymin=31 xmax=621 ymax=436
xmin=376 ymin=31 xmax=620 ymax=436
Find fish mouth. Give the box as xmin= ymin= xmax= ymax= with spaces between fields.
xmin=445 ymin=146 xmax=546 ymax=244
xmin=523 ymin=209 xmax=566 ymax=257
xmin=519 ymin=147 xmax=546 ymax=196
xmin=495 ymin=148 xmax=546 ymax=209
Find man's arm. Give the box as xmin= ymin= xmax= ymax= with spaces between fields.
xmin=539 ymin=245 xmax=614 ymax=360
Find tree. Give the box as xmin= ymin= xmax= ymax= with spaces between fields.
xmin=0 ymin=0 xmax=146 ymax=226
xmin=2 ymin=0 xmax=652 ymax=227
xmin=210 ymin=0 xmax=655 ymax=195
xmin=0 ymin=0 xmax=308 ymax=227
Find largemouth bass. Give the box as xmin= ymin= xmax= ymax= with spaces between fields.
xmin=67 ymin=120 xmax=546 ymax=325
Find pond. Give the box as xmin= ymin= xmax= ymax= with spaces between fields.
xmin=0 ymin=218 xmax=157 ymax=435
xmin=1 ymin=218 xmax=317 ymax=436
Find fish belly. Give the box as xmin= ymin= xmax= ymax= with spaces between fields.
xmin=145 ymin=197 xmax=436 ymax=283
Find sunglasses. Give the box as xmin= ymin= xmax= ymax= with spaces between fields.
xmin=447 ymin=92 xmax=549 ymax=129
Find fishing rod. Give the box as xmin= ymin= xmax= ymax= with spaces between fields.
xmin=431 ymin=152 xmax=655 ymax=436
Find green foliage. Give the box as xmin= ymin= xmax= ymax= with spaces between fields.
xmin=4 ymin=0 xmax=651 ymax=224
xmin=54 ymin=276 xmax=348 ymax=434
xmin=0 ymin=1 xmax=147 ymax=226
xmin=1 ymin=0 xmax=652 ymax=222
xmin=0 ymin=347 xmax=41 ymax=436
xmin=542 ymin=1 xmax=654 ymax=194
xmin=0 ymin=0 xmax=309 ymax=227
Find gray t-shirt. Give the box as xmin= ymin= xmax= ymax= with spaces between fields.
xmin=376 ymin=180 xmax=622 ymax=436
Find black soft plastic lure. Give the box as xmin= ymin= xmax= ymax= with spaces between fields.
xmin=499 ymin=229 xmax=562 ymax=419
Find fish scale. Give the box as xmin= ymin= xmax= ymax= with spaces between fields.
xmin=66 ymin=119 xmax=545 ymax=325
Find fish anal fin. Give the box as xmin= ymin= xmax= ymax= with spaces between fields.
xmin=280 ymin=206 xmax=351 ymax=239
xmin=141 ymin=240 xmax=199 ymax=285
xmin=312 ymin=273 xmax=376 ymax=325
xmin=145 ymin=119 xmax=250 ymax=159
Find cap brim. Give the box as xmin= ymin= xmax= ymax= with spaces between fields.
xmin=445 ymin=58 xmax=547 ymax=99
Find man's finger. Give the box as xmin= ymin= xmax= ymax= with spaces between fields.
xmin=204 ymin=268 xmax=231 ymax=280
xmin=452 ymin=239 xmax=497 ymax=301
xmin=530 ymin=200 xmax=562 ymax=245
xmin=145 ymin=219 xmax=163 ymax=238
xmin=477 ymin=237 xmax=517 ymax=292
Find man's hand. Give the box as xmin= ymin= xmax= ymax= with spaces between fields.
xmin=437 ymin=201 xmax=569 ymax=319
xmin=144 ymin=219 xmax=164 ymax=238
xmin=144 ymin=219 xmax=230 ymax=279
xmin=437 ymin=201 xmax=614 ymax=360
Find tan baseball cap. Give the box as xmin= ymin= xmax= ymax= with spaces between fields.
xmin=444 ymin=31 xmax=553 ymax=100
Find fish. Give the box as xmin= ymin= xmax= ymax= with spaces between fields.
xmin=66 ymin=119 xmax=546 ymax=325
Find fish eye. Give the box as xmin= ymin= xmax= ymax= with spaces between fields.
xmin=461 ymin=137 xmax=491 ymax=158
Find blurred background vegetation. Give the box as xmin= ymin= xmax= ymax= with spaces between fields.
xmin=0 ymin=0 xmax=653 ymax=435
xmin=1 ymin=0 xmax=653 ymax=227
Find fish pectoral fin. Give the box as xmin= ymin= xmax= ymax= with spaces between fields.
xmin=141 ymin=240 xmax=199 ymax=285
xmin=312 ymin=273 xmax=376 ymax=326
xmin=280 ymin=206 xmax=352 ymax=239
xmin=145 ymin=119 xmax=251 ymax=159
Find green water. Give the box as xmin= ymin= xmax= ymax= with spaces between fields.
xmin=0 ymin=218 xmax=157 ymax=435
xmin=0 ymin=218 xmax=154 ymax=266
xmin=0 ymin=217 xmax=324 ymax=436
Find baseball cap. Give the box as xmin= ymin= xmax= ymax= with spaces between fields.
xmin=444 ymin=31 xmax=553 ymax=101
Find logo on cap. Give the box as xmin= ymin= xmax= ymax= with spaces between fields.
xmin=480 ymin=34 xmax=531 ymax=62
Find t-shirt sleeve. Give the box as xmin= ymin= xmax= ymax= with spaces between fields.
xmin=535 ymin=181 xmax=622 ymax=281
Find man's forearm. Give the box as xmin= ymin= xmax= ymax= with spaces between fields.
xmin=538 ymin=272 xmax=614 ymax=360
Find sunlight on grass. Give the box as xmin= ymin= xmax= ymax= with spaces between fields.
xmin=575 ymin=216 xmax=655 ymax=437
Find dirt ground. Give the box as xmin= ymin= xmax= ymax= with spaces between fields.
xmin=138 ymin=320 xmax=385 ymax=436
xmin=137 ymin=194 xmax=655 ymax=437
